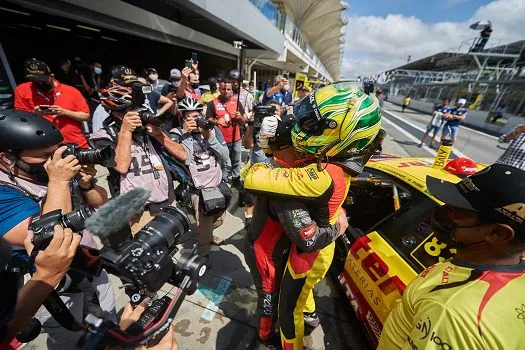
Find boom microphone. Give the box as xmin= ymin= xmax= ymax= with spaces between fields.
xmin=85 ymin=188 xmax=150 ymax=239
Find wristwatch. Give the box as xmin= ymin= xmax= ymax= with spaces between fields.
xmin=79 ymin=179 xmax=97 ymax=191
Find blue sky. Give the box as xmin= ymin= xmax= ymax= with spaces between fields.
xmin=340 ymin=0 xmax=525 ymax=78
xmin=349 ymin=0 xmax=492 ymax=23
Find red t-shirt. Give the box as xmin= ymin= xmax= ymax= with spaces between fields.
xmin=14 ymin=81 xmax=90 ymax=148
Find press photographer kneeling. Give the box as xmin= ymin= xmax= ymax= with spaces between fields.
xmin=0 ymin=110 xmax=115 ymax=349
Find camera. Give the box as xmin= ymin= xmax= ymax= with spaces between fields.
xmin=62 ymin=143 xmax=114 ymax=167
xmin=29 ymin=205 xmax=95 ymax=250
xmin=363 ymin=80 xmax=375 ymax=95
xmin=78 ymin=206 xmax=203 ymax=348
xmin=129 ymin=83 xmax=160 ymax=126
xmin=196 ymin=117 xmax=214 ymax=131
xmin=253 ymin=104 xmax=276 ymax=129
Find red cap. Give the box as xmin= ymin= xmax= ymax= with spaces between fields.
xmin=444 ymin=157 xmax=478 ymax=175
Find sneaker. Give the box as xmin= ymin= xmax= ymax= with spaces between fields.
xmin=303 ymin=312 xmax=320 ymax=328
xmin=418 ymin=142 xmax=423 ymax=148
xmin=245 ymin=213 xmax=253 ymax=228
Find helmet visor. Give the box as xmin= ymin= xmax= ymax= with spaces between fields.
xmin=293 ymin=95 xmax=324 ymax=135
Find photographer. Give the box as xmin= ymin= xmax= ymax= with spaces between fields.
xmin=91 ymin=86 xmax=187 ymax=234
xmin=240 ymin=101 xmax=281 ymax=225
xmin=262 ymin=75 xmax=292 ymax=107
xmin=206 ymin=80 xmax=248 ymax=187
xmin=0 ymin=227 xmax=81 ymax=344
xmin=0 ymin=110 xmax=115 ymax=349
xmin=170 ymin=97 xmax=229 ymax=264
xmin=177 ymin=62 xmax=201 ymax=100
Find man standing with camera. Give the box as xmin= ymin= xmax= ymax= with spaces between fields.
xmin=206 ymin=80 xmax=247 ymax=187
xmin=170 ymin=97 xmax=230 ymax=264
xmin=379 ymin=165 xmax=525 ymax=350
xmin=14 ymin=58 xmax=91 ymax=148
xmin=0 ymin=109 xmax=115 ymax=349
xmin=91 ymin=85 xmax=187 ymax=234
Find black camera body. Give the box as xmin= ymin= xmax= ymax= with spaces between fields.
xmin=253 ymin=104 xmax=276 ymax=129
xmin=29 ymin=205 xmax=95 ymax=250
xmin=196 ymin=117 xmax=214 ymax=131
xmin=62 ymin=143 xmax=114 ymax=167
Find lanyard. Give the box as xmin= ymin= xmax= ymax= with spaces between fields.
xmin=140 ymin=132 xmax=161 ymax=180
xmin=36 ymin=88 xmax=61 ymax=104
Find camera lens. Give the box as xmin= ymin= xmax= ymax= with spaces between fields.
xmin=134 ymin=207 xmax=190 ymax=250
xmin=75 ymin=145 xmax=114 ymax=166
xmin=139 ymin=110 xmax=157 ymax=125
xmin=61 ymin=204 xmax=95 ymax=232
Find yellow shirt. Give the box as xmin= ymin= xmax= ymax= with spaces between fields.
xmin=403 ymin=97 xmax=411 ymax=105
xmin=378 ymin=260 xmax=525 ymax=350
xmin=200 ymin=91 xmax=219 ymax=105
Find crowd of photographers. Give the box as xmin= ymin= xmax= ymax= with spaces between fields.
xmin=0 ymin=56 xmax=307 ymax=349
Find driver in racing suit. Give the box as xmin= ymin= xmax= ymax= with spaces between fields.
xmin=244 ymin=85 xmax=383 ymax=349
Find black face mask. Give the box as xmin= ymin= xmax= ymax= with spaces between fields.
xmin=191 ymin=82 xmax=200 ymax=89
xmin=37 ymin=81 xmax=53 ymax=93
xmin=15 ymin=159 xmax=49 ymax=185
xmin=430 ymin=206 xmax=488 ymax=248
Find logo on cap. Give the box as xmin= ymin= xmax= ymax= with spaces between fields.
xmin=458 ymin=178 xmax=480 ymax=193
xmin=495 ymin=203 xmax=525 ymax=224
xmin=125 ymin=68 xmax=133 ymax=74
xmin=30 ymin=63 xmax=39 ymax=70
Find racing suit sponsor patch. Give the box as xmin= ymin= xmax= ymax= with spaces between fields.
xmin=305 ymin=167 xmax=319 ymax=180
xmin=300 ymin=223 xmax=316 ymax=240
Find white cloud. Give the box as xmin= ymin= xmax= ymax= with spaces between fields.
xmin=341 ymin=0 xmax=525 ymax=78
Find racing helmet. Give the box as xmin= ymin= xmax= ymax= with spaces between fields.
xmin=178 ymin=97 xmax=204 ymax=113
xmin=99 ymin=86 xmax=133 ymax=111
xmin=291 ymin=83 xmax=382 ymax=159
xmin=445 ymin=157 xmax=478 ymax=176
xmin=0 ymin=110 xmax=63 ymax=152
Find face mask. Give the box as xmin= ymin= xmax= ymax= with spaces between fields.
xmin=430 ymin=206 xmax=487 ymax=248
xmin=149 ymin=73 xmax=158 ymax=82
xmin=15 ymin=159 xmax=49 ymax=184
xmin=209 ymin=83 xmax=217 ymax=92
xmin=283 ymin=84 xmax=290 ymax=91
xmin=94 ymin=67 xmax=102 ymax=75
xmin=191 ymin=82 xmax=200 ymax=89
xmin=38 ymin=81 xmax=53 ymax=93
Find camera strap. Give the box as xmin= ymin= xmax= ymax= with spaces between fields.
xmin=28 ymin=249 xmax=84 ymax=331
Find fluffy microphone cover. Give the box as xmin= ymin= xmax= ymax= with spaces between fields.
xmin=85 ymin=188 xmax=151 ymax=238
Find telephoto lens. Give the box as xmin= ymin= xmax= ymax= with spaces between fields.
xmin=134 ymin=207 xmax=190 ymax=250
xmin=61 ymin=205 xmax=96 ymax=232
xmin=138 ymin=110 xmax=158 ymax=125
xmin=196 ymin=117 xmax=214 ymax=131
xmin=62 ymin=143 xmax=114 ymax=167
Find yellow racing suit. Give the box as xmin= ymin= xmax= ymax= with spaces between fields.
xmin=244 ymin=160 xmax=351 ymax=349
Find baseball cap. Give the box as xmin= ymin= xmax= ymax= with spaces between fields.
xmin=208 ymin=77 xmax=217 ymax=84
xmin=170 ymin=68 xmax=181 ymax=80
xmin=111 ymin=65 xmax=140 ymax=86
xmin=147 ymin=68 xmax=158 ymax=74
xmin=457 ymin=98 xmax=467 ymax=105
xmin=427 ymin=164 xmax=525 ymax=235
xmin=24 ymin=58 xmax=51 ymax=82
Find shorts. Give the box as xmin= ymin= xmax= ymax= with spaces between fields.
xmin=426 ymin=123 xmax=441 ymax=134
xmin=442 ymin=124 xmax=459 ymax=139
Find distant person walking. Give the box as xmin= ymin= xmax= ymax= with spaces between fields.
xmin=401 ymin=95 xmax=411 ymax=112
xmin=441 ymin=98 xmax=468 ymax=145
xmin=419 ymin=98 xmax=450 ymax=148
xmin=497 ymin=123 xmax=525 ymax=170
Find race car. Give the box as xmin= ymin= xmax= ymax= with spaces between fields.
xmin=331 ymin=154 xmax=486 ymax=348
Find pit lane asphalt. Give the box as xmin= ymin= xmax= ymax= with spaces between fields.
xmin=380 ymin=101 xmax=506 ymax=165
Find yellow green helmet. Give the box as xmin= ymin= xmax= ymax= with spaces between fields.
xmin=291 ymin=83 xmax=382 ymax=159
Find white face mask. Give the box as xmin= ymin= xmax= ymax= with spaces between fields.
xmin=94 ymin=67 xmax=102 ymax=75
xmin=149 ymin=73 xmax=158 ymax=82
xmin=283 ymin=83 xmax=290 ymax=91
